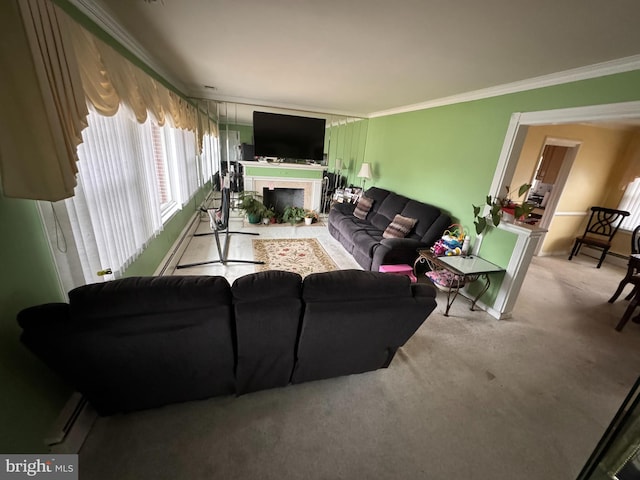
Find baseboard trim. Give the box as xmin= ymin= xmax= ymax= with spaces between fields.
xmin=46 ymin=393 xmax=97 ymax=454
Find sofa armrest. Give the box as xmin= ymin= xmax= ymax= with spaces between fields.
xmin=410 ymin=282 xmax=437 ymax=300
xmin=330 ymin=202 xmax=356 ymax=216
xmin=17 ymin=303 xmax=71 ymax=331
xmin=372 ymin=238 xmax=428 ymax=272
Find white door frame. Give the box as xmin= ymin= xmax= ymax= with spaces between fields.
xmin=533 ymin=138 xmax=582 ymax=255
xmin=480 ymin=100 xmax=640 ymax=319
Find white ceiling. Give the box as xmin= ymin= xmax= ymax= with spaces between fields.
xmin=76 ymin=0 xmax=640 ymax=119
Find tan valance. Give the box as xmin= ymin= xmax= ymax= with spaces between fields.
xmin=0 ymin=0 xmax=87 ymax=201
xmin=0 ymin=0 xmax=217 ymax=201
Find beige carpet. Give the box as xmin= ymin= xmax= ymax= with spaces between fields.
xmin=77 ymin=255 xmax=640 ymax=480
xmin=253 ymin=238 xmax=338 ymax=277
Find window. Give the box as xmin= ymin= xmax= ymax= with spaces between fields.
xmin=619 ymin=177 xmax=640 ymax=231
xmin=42 ymin=105 xmax=218 ymax=290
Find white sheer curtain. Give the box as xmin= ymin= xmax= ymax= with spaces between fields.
xmin=200 ymin=134 xmax=218 ymax=185
xmin=65 ymin=106 xmax=163 ymax=279
xmin=165 ymin=126 xmax=199 ymax=207
xmin=619 ymin=177 xmax=640 ymax=231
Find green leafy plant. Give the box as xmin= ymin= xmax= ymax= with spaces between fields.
xmin=304 ymin=210 xmax=318 ymax=220
xmin=264 ymin=206 xmax=276 ymax=220
xmin=473 ymin=184 xmax=534 ymax=235
xmin=238 ymin=191 xmax=267 ymax=222
xmin=283 ymin=206 xmax=306 ymax=225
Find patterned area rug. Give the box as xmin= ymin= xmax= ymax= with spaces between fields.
xmin=252 ymin=238 xmax=338 ymax=277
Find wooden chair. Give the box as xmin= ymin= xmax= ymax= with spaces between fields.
xmin=609 ymin=225 xmax=640 ymax=303
xmin=568 ymin=206 xmax=630 ymax=268
xmin=613 ymin=280 xmax=640 ymax=331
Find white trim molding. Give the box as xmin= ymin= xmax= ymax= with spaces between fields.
xmin=369 ymin=56 xmax=640 ymax=118
xmin=488 ymin=224 xmax=547 ymax=319
xmin=484 ymin=100 xmax=640 ymax=319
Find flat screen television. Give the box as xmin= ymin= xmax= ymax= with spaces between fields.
xmin=253 ymin=111 xmax=326 ymax=161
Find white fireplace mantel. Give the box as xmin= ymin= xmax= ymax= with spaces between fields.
xmin=240 ymin=161 xmax=325 ymax=212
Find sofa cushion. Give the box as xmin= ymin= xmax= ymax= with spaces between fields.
xmin=336 ymin=215 xmax=379 ymax=240
xmin=353 ymin=195 xmax=374 ymax=220
xmin=61 ymin=276 xmax=236 ymax=414
xmin=293 ymin=270 xmax=437 ymax=383
xmin=232 ymin=271 xmax=303 ymax=394
xmin=400 ymin=200 xmax=446 ymax=240
xmin=69 ymin=276 xmax=231 ymax=324
xmin=363 ymin=187 xmax=391 ymax=214
xmin=369 ymin=193 xmax=410 ymax=231
xmin=383 ymin=214 xmax=418 ymax=239
xmin=352 ymin=229 xmax=384 ymax=257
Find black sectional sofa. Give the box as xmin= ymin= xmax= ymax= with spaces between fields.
xmin=18 ymin=270 xmax=437 ymax=415
xmin=328 ymin=187 xmax=451 ymax=271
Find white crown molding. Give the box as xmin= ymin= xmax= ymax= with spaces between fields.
xmin=189 ymin=92 xmax=369 ymax=120
xmin=369 ymin=55 xmax=640 ymax=119
xmin=66 ymin=0 xmax=189 ymax=94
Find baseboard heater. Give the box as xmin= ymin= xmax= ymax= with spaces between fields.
xmin=46 ymin=392 xmax=97 ymax=454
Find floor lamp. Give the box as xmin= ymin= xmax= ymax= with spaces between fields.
xmin=357 ymin=163 xmax=372 ymax=191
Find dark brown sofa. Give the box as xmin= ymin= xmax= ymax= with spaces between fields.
xmin=17 ymin=270 xmax=437 ymax=415
xmin=328 ymin=187 xmax=451 ymax=271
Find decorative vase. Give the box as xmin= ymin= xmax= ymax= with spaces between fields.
xmin=304 ymin=217 xmax=313 ymax=226
xmin=262 ymin=217 xmax=269 ymax=225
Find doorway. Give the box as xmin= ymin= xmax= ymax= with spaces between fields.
xmin=483 ymin=100 xmax=640 ymax=318
xmin=528 ymin=138 xmax=581 ymax=255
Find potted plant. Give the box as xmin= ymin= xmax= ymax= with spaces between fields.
xmin=238 ymin=191 xmax=267 ymax=224
xmin=282 ymin=205 xmax=306 ymax=225
xmin=473 ymin=184 xmax=534 ymax=235
xmin=304 ymin=210 xmax=318 ymax=225
xmin=264 ymin=206 xmax=276 ymax=224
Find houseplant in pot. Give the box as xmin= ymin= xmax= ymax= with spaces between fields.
xmin=283 ymin=205 xmax=306 ymax=225
xmin=472 ymin=184 xmax=534 ymax=235
xmin=264 ymin=206 xmax=276 ymax=224
xmin=238 ymin=191 xmax=267 ymax=224
xmin=304 ymin=210 xmax=318 ymax=225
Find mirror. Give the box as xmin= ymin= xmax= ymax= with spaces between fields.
xmin=190 ymin=99 xmax=369 ymax=193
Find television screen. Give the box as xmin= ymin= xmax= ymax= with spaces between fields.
xmin=253 ymin=111 xmax=326 ymax=161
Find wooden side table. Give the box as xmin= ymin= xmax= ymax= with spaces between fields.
xmin=414 ymin=249 xmax=505 ymax=316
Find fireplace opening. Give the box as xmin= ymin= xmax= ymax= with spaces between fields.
xmin=263 ymin=188 xmax=304 ymax=216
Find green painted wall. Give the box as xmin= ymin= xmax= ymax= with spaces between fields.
xmin=326 ymin=119 xmax=369 ymax=186
xmin=0 ymin=197 xmax=71 ymax=453
xmin=123 ymin=184 xmax=211 ymax=277
xmin=243 ymin=166 xmax=323 ymax=179
xmin=220 ymin=124 xmax=253 ymax=144
xmin=364 ymin=70 xmax=640 ymax=269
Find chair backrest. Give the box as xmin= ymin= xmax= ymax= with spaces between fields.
xmin=632 ymin=225 xmax=640 ymax=255
xmin=582 ymin=206 xmax=630 ymax=241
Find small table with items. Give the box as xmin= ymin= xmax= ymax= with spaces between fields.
xmin=414 ymin=249 xmax=505 ymax=316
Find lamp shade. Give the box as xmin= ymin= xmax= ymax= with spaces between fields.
xmin=357 ymin=163 xmax=372 ymax=179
